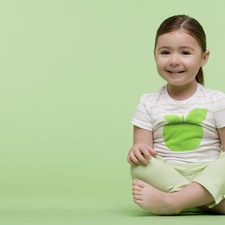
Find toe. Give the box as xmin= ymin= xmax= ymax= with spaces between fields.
xmin=133 ymin=194 xmax=142 ymax=201
xmin=134 ymin=179 xmax=147 ymax=188
xmin=132 ymin=185 xmax=142 ymax=192
xmin=132 ymin=189 xmax=141 ymax=195
xmin=132 ymin=179 xmax=139 ymax=185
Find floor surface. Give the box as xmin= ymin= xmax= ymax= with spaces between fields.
xmin=1 ymin=195 xmax=225 ymax=225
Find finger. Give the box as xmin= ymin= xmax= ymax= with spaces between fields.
xmin=127 ymin=158 xmax=137 ymax=166
xmin=139 ymin=147 xmax=152 ymax=160
xmin=134 ymin=150 xmax=148 ymax=165
xmin=127 ymin=153 xmax=140 ymax=165
xmin=145 ymin=145 xmax=157 ymax=156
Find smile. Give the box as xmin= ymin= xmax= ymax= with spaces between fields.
xmin=167 ymin=70 xmax=184 ymax=74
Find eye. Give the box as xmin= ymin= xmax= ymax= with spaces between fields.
xmin=160 ymin=50 xmax=170 ymax=55
xmin=181 ymin=51 xmax=191 ymax=55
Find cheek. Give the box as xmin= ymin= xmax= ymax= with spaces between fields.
xmin=186 ymin=60 xmax=201 ymax=71
xmin=155 ymin=58 xmax=166 ymax=68
xmin=155 ymin=61 xmax=166 ymax=75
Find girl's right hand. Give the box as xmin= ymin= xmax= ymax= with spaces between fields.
xmin=127 ymin=143 xmax=157 ymax=166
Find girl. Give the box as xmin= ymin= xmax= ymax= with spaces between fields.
xmin=127 ymin=15 xmax=225 ymax=215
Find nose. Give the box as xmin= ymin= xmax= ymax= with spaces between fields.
xmin=169 ymin=54 xmax=180 ymax=66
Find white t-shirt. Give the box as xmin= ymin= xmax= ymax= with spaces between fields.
xmin=131 ymin=83 xmax=225 ymax=163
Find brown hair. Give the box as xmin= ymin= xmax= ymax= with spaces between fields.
xmin=154 ymin=15 xmax=207 ymax=85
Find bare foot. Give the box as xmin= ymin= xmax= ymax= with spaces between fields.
xmin=132 ymin=180 xmax=180 ymax=215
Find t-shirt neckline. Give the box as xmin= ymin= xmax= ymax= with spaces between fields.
xmin=165 ymin=83 xmax=201 ymax=102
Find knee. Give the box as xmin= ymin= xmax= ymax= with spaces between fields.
xmin=130 ymin=164 xmax=144 ymax=180
xmin=130 ymin=156 xmax=164 ymax=181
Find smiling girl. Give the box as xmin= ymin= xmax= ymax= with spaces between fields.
xmin=127 ymin=15 xmax=225 ymax=215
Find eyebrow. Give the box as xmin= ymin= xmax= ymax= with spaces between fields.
xmin=157 ymin=46 xmax=195 ymax=51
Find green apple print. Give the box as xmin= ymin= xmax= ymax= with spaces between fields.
xmin=163 ymin=108 xmax=207 ymax=151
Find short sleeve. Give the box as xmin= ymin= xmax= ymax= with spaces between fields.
xmin=130 ymin=94 xmax=153 ymax=131
xmin=211 ymin=91 xmax=225 ymax=128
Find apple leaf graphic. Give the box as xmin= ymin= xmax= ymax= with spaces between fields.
xmin=186 ymin=108 xmax=207 ymax=124
xmin=164 ymin=115 xmax=181 ymax=123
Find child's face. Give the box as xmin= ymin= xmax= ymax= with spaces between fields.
xmin=154 ymin=29 xmax=209 ymax=87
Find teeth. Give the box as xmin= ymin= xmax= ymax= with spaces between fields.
xmin=169 ymin=70 xmax=183 ymax=73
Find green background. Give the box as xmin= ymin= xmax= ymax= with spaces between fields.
xmin=1 ymin=0 xmax=225 ymax=224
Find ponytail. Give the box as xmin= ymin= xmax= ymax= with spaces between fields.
xmin=195 ymin=67 xmax=204 ymax=86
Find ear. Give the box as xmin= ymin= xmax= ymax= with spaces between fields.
xmin=153 ymin=50 xmax=156 ymax=61
xmin=201 ymin=50 xmax=210 ymax=67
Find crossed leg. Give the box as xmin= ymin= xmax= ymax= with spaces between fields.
xmin=130 ymin=155 xmax=225 ymax=215
xmin=132 ymin=179 xmax=215 ymax=215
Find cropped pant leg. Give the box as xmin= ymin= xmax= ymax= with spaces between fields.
xmin=130 ymin=155 xmax=190 ymax=193
xmin=130 ymin=152 xmax=225 ymax=207
xmin=193 ymin=152 xmax=225 ymax=208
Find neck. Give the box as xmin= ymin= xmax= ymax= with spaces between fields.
xmin=167 ymin=81 xmax=198 ymax=101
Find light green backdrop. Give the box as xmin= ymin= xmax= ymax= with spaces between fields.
xmin=1 ymin=0 xmax=225 ymax=224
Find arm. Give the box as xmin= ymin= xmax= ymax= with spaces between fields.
xmin=133 ymin=125 xmax=153 ymax=146
xmin=127 ymin=126 xmax=157 ymax=165
xmin=218 ymin=127 xmax=225 ymax=152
